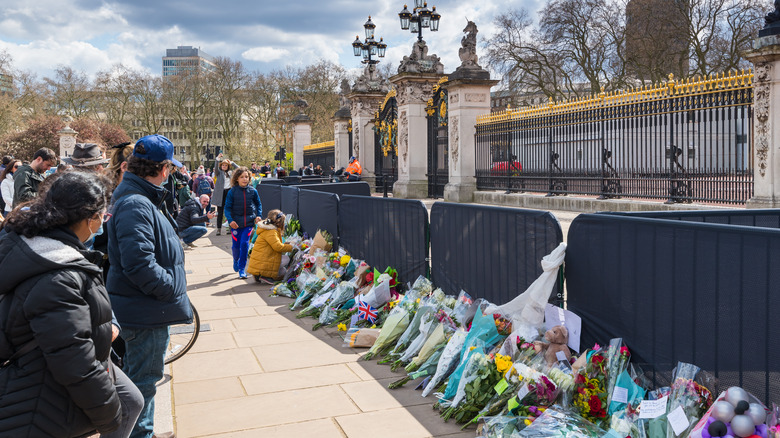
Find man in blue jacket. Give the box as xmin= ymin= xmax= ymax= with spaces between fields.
xmin=106 ymin=134 xmax=191 ymax=438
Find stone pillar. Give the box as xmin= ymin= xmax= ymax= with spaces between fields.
xmin=390 ymin=73 xmax=440 ymax=198
xmin=58 ymin=118 xmax=78 ymax=160
xmin=390 ymin=40 xmax=445 ymax=199
xmin=745 ymin=33 xmax=780 ymax=207
xmin=290 ymin=114 xmax=312 ymax=173
xmin=347 ymin=91 xmax=385 ymax=178
xmin=333 ymin=107 xmax=351 ymax=171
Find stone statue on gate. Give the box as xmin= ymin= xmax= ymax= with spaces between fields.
xmin=450 ymin=20 xmax=490 ymax=80
xmin=458 ymin=20 xmax=479 ymax=68
xmin=338 ymin=79 xmax=351 ymax=109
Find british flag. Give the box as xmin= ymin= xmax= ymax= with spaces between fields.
xmin=357 ymin=298 xmax=378 ymax=324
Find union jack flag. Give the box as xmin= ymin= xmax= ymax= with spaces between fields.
xmin=357 ymin=298 xmax=378 ymax=324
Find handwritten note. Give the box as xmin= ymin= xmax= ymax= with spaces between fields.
xmin=639 ymin=396 xmax=668 ymax=419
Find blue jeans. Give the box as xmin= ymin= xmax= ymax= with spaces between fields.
xmin=122 ymin=327 xmax=169 ymax=438
xmin=179 ymin=225 xmax=207 ymax=244
xmin=231 ymin=226 xmax=253 ymax=271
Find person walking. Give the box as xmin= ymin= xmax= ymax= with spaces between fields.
xmin=176 ymin=194 xmax=215 ymax=248
xmin=13 ymin=147 xmax=57 ymax=207
xmin=213 ymin=153 xmax=238 ymax=236
xmin=223 ymin=167 xmax=262 ymax=279
xmin=106 ymin=134 xmax=191 ymax=438
xmin=0 ymin=159 xmax=20 ymax=215
xmin=246 ymin=209 xmax=293 ymax=284
xmin=0 ymin=171 xmax=143 ymax=438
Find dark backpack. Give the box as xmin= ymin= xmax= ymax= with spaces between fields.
xmin=196 ymin=177 xmax=212 ymax=196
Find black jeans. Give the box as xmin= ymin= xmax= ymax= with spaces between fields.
xmin=217 ymin=188 xmax=229 ymax=231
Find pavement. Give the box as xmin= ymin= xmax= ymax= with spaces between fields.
xmin=151 ymin=206 xmax=579 ymax=438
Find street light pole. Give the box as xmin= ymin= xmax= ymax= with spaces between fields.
xmin=352 ymin=16 xmax=388 ymax=66
xmin=398 ymin=0 xmax=441 ymax=42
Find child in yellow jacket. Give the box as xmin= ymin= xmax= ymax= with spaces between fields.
xmin=247 ymin=209 xmax=293 ymax=284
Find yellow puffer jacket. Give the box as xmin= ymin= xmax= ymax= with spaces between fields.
xmin=247 ymin=222 xmax=293 ymax=279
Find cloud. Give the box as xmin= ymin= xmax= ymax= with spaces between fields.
xmin=242 ymin=47 xmax=290 ymax=62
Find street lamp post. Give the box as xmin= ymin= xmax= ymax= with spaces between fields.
xmin=398 ymin=0 xmax=441 ymax=42
xmin=352 ymin=16 xmax=388 ymax=65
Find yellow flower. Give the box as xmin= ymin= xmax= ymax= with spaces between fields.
xmin=416 ymin=298 xmax=421 ymax=304
xmin=337 ymin=323 xmax=347 ymax=331
xmin=340 ymin=255 xmax=351 ymax=266
xmin=469 ymin=346 xmax=476 ymax=351
xmin=494 ymin=354 xmax=513 ymax=374
xmin=524 ymin=419 xmax=532 ymax=426
xmin=388 ymin=300 xmax=397 ymax=309
xmin=371 ymin=324 xmax=377 ymax=329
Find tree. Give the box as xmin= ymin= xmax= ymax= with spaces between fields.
xmin=163 ymin=71 xmax=215 ymax=169
xmin=44 ymin=66 xmax=92 ymax=118
xmin=125 ymin=70 xmax=166 ymax=136
xmin=208 ymin=57 xmax=249 ymax=155
xmin=92 ymin=64 xmax=137 ymax=132
xmin=241 ymin=72 xmax=283 ymax=163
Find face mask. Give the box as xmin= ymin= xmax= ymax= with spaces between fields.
xmin=87 ymin=222 xmax=104 ymax=243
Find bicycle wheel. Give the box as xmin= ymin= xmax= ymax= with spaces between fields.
xmin=164 ymin=303 xmax=200 ymax=364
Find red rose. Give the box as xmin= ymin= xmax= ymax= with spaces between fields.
xmin=588 ymin=396 xmax=602 ymax=412
xmin=591 ymin=355 xmax=605 ymax=365
xmin=575 ymin=374 xmax=587 ymax=385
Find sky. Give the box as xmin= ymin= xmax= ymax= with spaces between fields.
xmin=0 ymin=0 xmax=539 ymax=82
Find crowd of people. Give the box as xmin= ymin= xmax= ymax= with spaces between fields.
xmin=0 ymin=137 xmax=361 ymax=438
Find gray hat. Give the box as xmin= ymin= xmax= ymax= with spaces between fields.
xmin=62 ymin=143 xmax=110 ymax=167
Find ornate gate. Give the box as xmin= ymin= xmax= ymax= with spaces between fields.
xmin=426 ymin=79 xmax=449 ymax=198
xmin=373 ymin=90 xmax=398 ymax=192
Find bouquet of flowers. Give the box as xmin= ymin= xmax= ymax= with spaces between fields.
xmin=284 ymin=215 xmax=301 ymax=237
xmin=271 ymin=281 xmax=297 ymax=299
xmin=362 ymin=305 xmax=412 ymax=360
xmin=572 ymin=346 xmax=610 ymax=427
xmin=380 ymin=290 xmax=442 ymax=364
xmin=441 ymin=351 xmax=503 ymax=423
xmin=665 ymin=362 xmax=714 ymax=438
xmin=422 ymin=328 xmax=467 ymax=397
xmin=293 ymin=274 xmax=337 ymax=313
xmin=313 ymin=281 xmax=357 ymax=330
xmin=388 ymin=344 xmax=445 ymax=389
xmin=604 ymin=338 xmax=631 ymax=407
xmin=405 ymin=311 xmax=456 ymax=372
xmin=516 ymin=407 xmax=607 ymax=437
xmin=462 ymin=353 xmax=521 ymax=427
xmin=438 ymin=308 xmax=503 ymax=406
xmin=392 ymin=309 xmax=438 ymax=371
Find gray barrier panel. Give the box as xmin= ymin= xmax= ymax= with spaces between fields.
xmin=280 ymin=186 xmax=299 ymax=219
xmin=290 ymin=182 xmax=371 ymax=197
xmin=257 ymin=184 xmax=281 ymax=214
xmin=599 ymin=209 xmax=780 ymax=229
xmin=338 ymin=195 xmax=429 ymax=284
xmin=430 ymin=203 xmax=564 ymax=304
xmin=298 ymin=190 xmax=339 ymax=246
xmin=566 ymin=213 xmax=780 ymax=404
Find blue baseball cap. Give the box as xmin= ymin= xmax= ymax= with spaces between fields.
xmin=133 ymin=134 xmax=182 ymax=167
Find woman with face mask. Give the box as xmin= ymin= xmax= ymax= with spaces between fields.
xmin=0 ymin=171 xmax=143 ymax=438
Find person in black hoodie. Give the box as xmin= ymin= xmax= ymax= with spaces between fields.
xmin=0 ymin=171 xmax=143 ymax=438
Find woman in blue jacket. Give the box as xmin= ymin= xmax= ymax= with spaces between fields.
xmin=223 ymin=167 xmax=262 ymax=278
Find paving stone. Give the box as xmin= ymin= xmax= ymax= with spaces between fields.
xmin=335 ymin=406 xmax=437 ymax=438
xmin=198 ymin=307 xmax=256 ymax=321
xmin=340 ymin=377 xmax=432 ymax=412
xmin=205 ymin=318 xmax=236 ymax=333
xmin=231 ymin=315 xmax=293 ymax=331
xmin=186 ymin=331 xmax=236 ymax=354
xmin=195 ymin=419 xmax=344 ymax=438
xmin=231 ymin=290 xmax=269 ymax=308
xmin=189 ymin=294 xmax=237 ymax=311
xmin=346 ymin=361 xmax=404 ymax=381
xmin=252 ymin=340 xmax=360 ymax=372
xmin=171 ymin=348 xmax=263 ymax=383
xmin=173 ymin=376 xmax=245 ymax=406
xmin=233 ymin=326 xmax=318 ymax=348
xmin=175 ymin=386 xmax=359 ymax=437
xmin=240 ymin=364 xmax=360 ymax=395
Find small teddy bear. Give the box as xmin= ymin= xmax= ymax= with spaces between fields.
xmin=533 ymin=325 xmax=572 ymax=365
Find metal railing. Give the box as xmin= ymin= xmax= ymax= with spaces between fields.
xmin=476 ymin=71 xmax=754 ymax=204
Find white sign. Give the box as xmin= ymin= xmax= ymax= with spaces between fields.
xmin=612 ymin=386 xmax=629 ymax=404
xmin=310 ymin=291 xmax=333 ymax=308
xmin=545 ymin=304 xmax=582 ymax=352
xmin=638 ymin=396 xmax=669 ymax=419
xmin=667 ymin=406 xmax=690 ymax=436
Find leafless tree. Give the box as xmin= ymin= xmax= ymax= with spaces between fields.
xmin=44 ymin=66 xmax=92 ymax=118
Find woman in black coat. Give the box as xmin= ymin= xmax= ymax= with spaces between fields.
xmin=0 ymin=171 xmax=142 ymax=438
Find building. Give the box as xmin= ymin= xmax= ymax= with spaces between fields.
xmin=162 ymin=45 xmax=217 ymax=77
xmin=0 ymin=72 xmax=13 ymax=96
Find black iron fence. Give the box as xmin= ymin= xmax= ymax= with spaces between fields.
xmin=374 ymin=90 xmax=398 ymax=192
xmin=476 ymin=71 xmax=754 ymax=204
xmin=302 ymin=141 xmax=335 ymax=171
